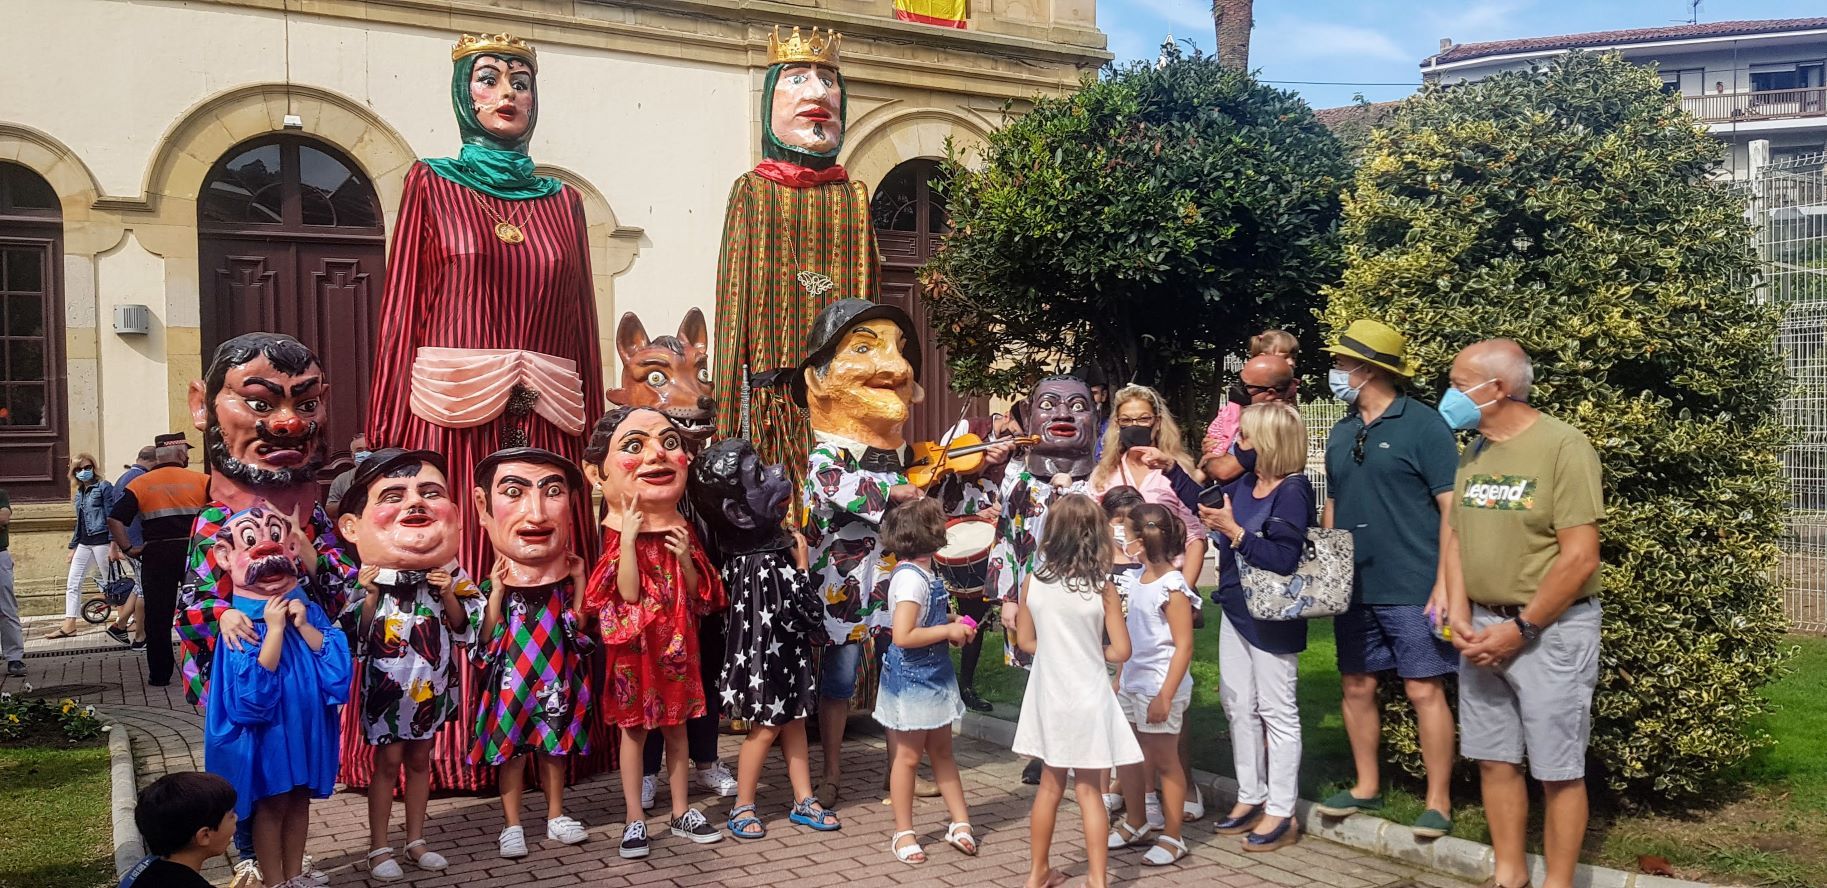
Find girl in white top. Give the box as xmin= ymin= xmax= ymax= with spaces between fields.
xmin=1013 ymin=494 xmax=1139 ymax=888
xmin=1107 ymin=503 xmax=1199 ymax=867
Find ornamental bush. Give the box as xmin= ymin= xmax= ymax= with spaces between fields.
xmin=1322 ymin=52 xmax=1792 ymax=805
xmin=923 ymin=43 xmax=1347 ymax=412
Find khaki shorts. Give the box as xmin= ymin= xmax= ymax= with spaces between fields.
xmin=1116 ymin=685 xmax=1193 ymax=734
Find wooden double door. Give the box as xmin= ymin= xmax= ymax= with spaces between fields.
xmin=873 ymin=159 xmax=980 ymax=444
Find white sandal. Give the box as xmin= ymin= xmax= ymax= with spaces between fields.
xmin=367 ymin=846 xmax=404 ymax=882
xmin=1142 ymin=834 xmax=1189 ymax=866
xmin=944 ymin=821 xmax=978 ymax=856
xmin=404 ymin=838 xmax=448 ymax=871
xmin=890 ymin=829 xmax=926 ymax=864
xmin=1107 ymin=818 xmax=1154 ymax=849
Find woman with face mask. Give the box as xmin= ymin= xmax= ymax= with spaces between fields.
xmin=48 ymin=454 xmax=116 ymax=638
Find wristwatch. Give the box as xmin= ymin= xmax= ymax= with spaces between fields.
xmin=1512 ymin=615 xmax=1542 ymax=643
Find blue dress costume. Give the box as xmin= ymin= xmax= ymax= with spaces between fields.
xmin=205 ymin=588 xmax=351 ymax=819
xmin=873 ymin=562 xmax=964 ymax=731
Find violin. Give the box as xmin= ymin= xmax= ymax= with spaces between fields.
xmin=904 ymin=433 xmax=1040 ymax=489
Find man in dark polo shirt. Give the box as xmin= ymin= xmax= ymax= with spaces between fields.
xmin=108 ymin=444 xmax=209 ymax=686
xmin=1314 ymin=320 xmax=1461 ymax=838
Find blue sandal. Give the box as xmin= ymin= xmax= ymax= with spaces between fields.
xmin=789 ymin=796 xmax=842 ymax=831
xmin=728 ymin=804 xmax=767 ymax=840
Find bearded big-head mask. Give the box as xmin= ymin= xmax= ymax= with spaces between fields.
xmin=188 ymin=332 xmax=329 ymax=491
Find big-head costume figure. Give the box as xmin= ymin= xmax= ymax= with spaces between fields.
xmin=605 ymin=309 xmax=716 ymax=443
xmin=178 ymin=332 xmax=358 ymax=709
xmin=713 ymin=26 xmax=878 ymax=488
xmin=367 ymin=32 xmax=603 ymax=578
xmin=986 ymin=374 xmax=1099 ymax=666
xmin=334 ymin=449 xmax=486 ymax=791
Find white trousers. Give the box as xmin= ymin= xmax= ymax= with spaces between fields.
xmin=1218 ymin=612 xmax=1303 ymax=818
xmin=64 ymin=543 xmax=110 ymax=619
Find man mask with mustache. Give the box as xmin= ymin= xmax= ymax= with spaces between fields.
xmin=190 ymin=332 xmax=329 ymax=490
xmin=215 ymin=505 xmax=311 ymax=600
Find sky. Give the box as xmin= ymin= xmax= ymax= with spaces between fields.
xmin=1096 ymin=0 xmax=1822 ymax=109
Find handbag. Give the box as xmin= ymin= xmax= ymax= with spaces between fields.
xmin=1235 ymin=483 xmax=1354 ymax=621
xmin=98 ymin=560 xmax=136 ymax=607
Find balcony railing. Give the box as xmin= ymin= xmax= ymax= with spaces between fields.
xmin=1683 ymin=87 xmax=1827 ymax=124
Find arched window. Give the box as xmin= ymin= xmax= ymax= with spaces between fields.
xmin=0 ymin=161 xmax=68 ymax=499
xmin=198 ymin=136 xmax=386 ymax=478
xmin=871 ymin=158 xmax=973 ymax=442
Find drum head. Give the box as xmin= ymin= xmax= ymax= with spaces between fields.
xmin=937 ymin=516 xmax=997 ymax=566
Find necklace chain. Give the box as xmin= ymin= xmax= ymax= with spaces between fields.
xmin=467 ymin=189 xmax=530 ymax=244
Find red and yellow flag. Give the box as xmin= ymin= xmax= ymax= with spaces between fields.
xmin=893 ymin=0 xmax=968 ymax=29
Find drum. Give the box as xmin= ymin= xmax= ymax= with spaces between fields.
xmin=936 ymin=516 xmax=996 ymax=594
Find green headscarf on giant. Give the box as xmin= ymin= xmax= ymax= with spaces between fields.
xmin=760 ymin=62 xmax=849 ymax=168
xmin=421 ymin=45 xmax=563 ymax=201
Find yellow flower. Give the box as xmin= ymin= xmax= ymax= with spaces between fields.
xmin=61 ymin=700 xmax=75 ymax=714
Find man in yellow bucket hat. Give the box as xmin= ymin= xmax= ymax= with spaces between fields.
xmin=1314 ymin=320 xmax=1462 ymax=840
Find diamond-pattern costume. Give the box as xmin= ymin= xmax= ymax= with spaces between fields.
xmin=469 ymin=580 xmax=594 ymax=765
xmin=586 ymin=528 xmax=727 ymax=730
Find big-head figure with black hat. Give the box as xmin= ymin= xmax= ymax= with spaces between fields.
xmin=793 ymin=299 xmax=1004 ymax=801
xmin=711 ymin=26 xmax=881 ymax=481
xmin=331 ymin=448 xmax=486 ymax=798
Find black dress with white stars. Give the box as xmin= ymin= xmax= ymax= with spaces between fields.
xmin=718 ymin=548 xmax=825 ymax=726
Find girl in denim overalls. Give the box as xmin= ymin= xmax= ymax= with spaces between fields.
xmin=875 ymin=497 xmax=979 ymax=865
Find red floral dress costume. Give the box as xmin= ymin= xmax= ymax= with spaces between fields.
xmin=586 ymin=528 xmax=727 ymax=729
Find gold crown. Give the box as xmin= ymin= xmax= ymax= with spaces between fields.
xmin=452 ymin=33 xmax=537 ymax=70
xmin=768 ymin=26 xmax=841 ymax=68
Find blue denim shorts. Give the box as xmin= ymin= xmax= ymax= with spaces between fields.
xmin=1334 ymin=603 xmax=1459 ymax=679
xmin=819 ymin=642 xmax=864 ymax=701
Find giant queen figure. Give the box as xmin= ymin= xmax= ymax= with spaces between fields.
xmin=367 ymin=33 xmax=604 ymax=574
xmin=713 ymin=26 xmax=878 ymax=488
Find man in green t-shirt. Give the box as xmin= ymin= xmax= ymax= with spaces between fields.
xmin=0 ymin=487 xmax=20 ymax=676
xmin=1435 ymin=339 xmax=1602 ymax=888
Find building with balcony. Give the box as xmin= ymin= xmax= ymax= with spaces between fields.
xmin=0 ymin=0 xmax=1107 ymax=607
xmin=1420 ymin=17 xmax=1827 ymax=178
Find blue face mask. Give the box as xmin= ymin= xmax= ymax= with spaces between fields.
xmin=1328 ymin=366 xmax=1364 ymax=405
xmin=1438 ymin=379 xmax=1499 ymax=430
xmin=1233 ymin=442 xmax=1259 ymax=475
xmin=354 ymin=450 xmax=372 ymax=463
xmin=75 ymin=468 xmax=95 ymax=483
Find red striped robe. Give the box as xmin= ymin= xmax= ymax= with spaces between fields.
xmin=357 ymin=162 xmax=611 ymax=791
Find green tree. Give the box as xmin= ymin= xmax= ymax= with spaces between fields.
xmin=1323 ymin=52 xmax=1792 ymax=804
xmin=923 ymin=45 xmax=1347 ymax=411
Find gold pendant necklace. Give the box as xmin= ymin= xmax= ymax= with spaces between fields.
xmin=467 ymin=190 xmax=529 ymax=245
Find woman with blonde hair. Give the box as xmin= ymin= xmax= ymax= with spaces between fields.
xmin=48 ymin=454 xmax=115 ymax=638
xmin=1199 ymin=402 xmax=1313 ymax=852
xmin=1088 ymin=386 xmax=1204 ymax=587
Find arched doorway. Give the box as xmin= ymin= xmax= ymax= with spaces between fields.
xmin=872 ymin=158 xmax=979 ymax=443
xmin=0 ymin=162 xmax=68 ymax=500
xmin=198 ymin=135 xmax=385 ymax=470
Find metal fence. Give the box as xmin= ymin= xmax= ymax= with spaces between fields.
xmin=1754 ymin=150 xmax=1827 ymax=633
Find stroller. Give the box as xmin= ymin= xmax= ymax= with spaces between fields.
xmin=80 ymin=559 xmax=137 ymax=625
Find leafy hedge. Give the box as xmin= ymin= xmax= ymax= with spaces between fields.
xmin=1322 ymin=52 xmax=1793 ymax=804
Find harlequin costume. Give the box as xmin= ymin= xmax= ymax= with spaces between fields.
xmin=470 ymin=579 xmax=595 ymax=765
xmin=365 ymin=33 xmax=603 ymax=578
xmin=587 ymin=527 xmax=726 ymax=729
xmin=205 ymin=585 xmax=352 ymax=820
xmin=712 ymin=27 xmax=876 ymax=491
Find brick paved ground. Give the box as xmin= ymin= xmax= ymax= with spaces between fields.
xmin=8 ymin=637 xmax=1465 ymax=888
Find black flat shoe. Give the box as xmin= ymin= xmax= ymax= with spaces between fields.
xmin=1214 ymin=804 xmax=1264 ymax=835
xmin=961 ymin=688 xmax=993 ymax=713
xmin=1021 ymin=758 xmax=1043 ymax=785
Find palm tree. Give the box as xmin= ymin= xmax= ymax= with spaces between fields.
xmin=1212 ymin=0 xmax=1252 ymax=70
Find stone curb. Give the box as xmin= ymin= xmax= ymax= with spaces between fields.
xmin=102 ymin=711 xmax=144 ymax=877
xmin=956 ymin=711 xmax=1723 ymax=888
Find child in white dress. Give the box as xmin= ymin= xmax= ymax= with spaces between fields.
xmin=1012 ymin=494 xmax=1140 ymax=888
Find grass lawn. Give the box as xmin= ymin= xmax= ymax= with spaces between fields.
xmin=0 ymin=742 xmax=115 ymax=888
xmin=964 ymin=621 xmax=1827 ymax=887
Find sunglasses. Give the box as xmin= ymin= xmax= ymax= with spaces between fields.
xmin=1352 ymin=426 xmax=1370 ymax=465
xmin=1115 ymin=415 xmax=1156 ymax=427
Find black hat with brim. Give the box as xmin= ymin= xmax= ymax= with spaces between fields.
xmin=474 ymin=446 xmax=585 ymax=493
xmin=772 ymin=299 xmax=922 ymax=409
xmin=336 ymin=448 xmax=448 ymax=520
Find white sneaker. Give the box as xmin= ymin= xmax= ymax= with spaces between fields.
xmin=640 ymin=774 xmax=658 ymax=810
xmin=301 ymin=854 xmax=330 ymax=886
xmin=230 ymin=858 xmax=261 ymax=888
xmin=498 ymin=824 xmax=528 ymax=858
xmin=1102 ymin=792 xmax=1125 ymax=814
xmin=697 ymin=761 xmax=739 ymax=797
xmin=1145 ymin=792 xmax=1165 ymax=830
xmin=1184 ymin=782 xmax=1206 ymax=822
xmin=546 ymin=814 xmax=588 ymax=845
